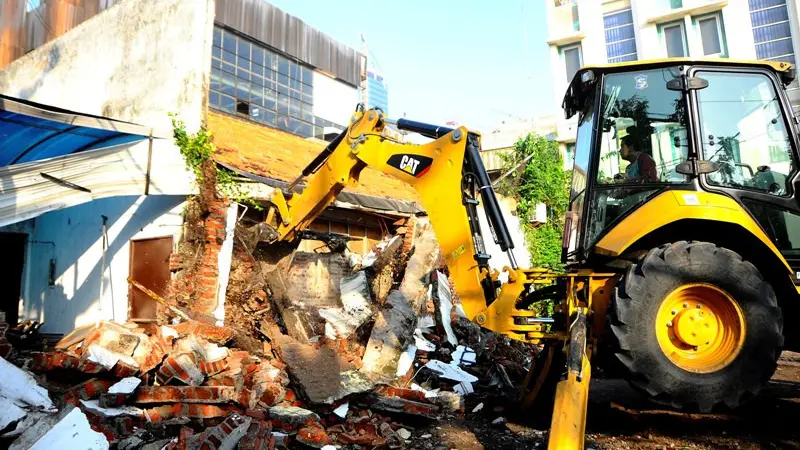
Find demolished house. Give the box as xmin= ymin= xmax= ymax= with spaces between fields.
xmin=0 ymin=0 xmax=537 ymax=448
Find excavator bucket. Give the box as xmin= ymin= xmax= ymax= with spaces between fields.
xmin=548 ymin=310 xmax=591 ymax=450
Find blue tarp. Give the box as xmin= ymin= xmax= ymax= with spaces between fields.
xmin=0 ymin=94 xmax=151 ymax=167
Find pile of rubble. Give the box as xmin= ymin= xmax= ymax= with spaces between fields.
xmin=0 ymin=218 xmax=537 ymax=449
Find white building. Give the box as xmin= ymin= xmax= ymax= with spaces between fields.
xmin=547 ymin=0 xmax=800 ymax=151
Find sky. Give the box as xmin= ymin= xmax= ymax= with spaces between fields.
xmin=268 ymin=0 xmax=554 ymax=132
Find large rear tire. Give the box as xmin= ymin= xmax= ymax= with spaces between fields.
xmin=610 ymin=241 xmax=783 ymax=411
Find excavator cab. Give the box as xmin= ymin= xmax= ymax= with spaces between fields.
xmin=561 ymin=59 xmax=800 ymax=269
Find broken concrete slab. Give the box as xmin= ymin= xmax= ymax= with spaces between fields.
xmin=361 ymin=225 xmax=441 ymax=383
xmin=80 ymin=399 xmax=144 ymax=418
xmin=278 ymin=341 xmax=373 ymax=404
xmin=432 ymin=271 xmax=458 ymax=346
xmin=10 ymin=406 xmax=109 ymax=450
xmin=319 ymin=271 xmax=373 ymax=340
xmin=265 ymin=252 xmax=353 ymax=342
xmin=108 ymin=377 xmax=141 ymax=394
xmin=0 ymin=356 xmax=56 ymax=433
xmin=268 ymin=405 xmax=320 ymax=431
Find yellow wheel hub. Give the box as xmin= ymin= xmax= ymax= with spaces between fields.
xmin=655 ymin=283 xmax=745 ymax=373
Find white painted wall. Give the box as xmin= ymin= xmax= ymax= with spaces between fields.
xmin=11 ymin=195 xmax=186 ymax=334
xmin=0 ymin=0 xmax=215 ymax=135
xmin=477 ymin=196 xmax=532 ymax=272
xmin=312 ymin=71 xmax=359 ymax=127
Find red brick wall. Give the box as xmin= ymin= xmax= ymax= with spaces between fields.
xmin=193 ymin=199 xmax=230 ymax=314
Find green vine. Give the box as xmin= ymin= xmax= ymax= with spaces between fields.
xmin=171 ymin=115 xmax=262 ymax=210
xmin=496 ymin=133 xmax=570 ymax=270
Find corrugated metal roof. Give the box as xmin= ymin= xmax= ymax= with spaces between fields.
xmin=0 ymin=94 xmax=154 ymax=166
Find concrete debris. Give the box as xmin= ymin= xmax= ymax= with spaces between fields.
xmin=362 ymin=224 xmax=441 ymax=382
xmin=318 ymin=272 xmax=373 ymax=340
xmin=80 ymin=399 xmax=144 ymax=417
xmin=108 ymin=377 xmax=142 ymax=394
xmin=10 ymin=406 xmax=109 ymax=450
xmin=396 ymin=344 xmax=417 ymax=377
xmin=333 ymin=402 xmax=349 ymax=418
xmin=279 ymin=341 xmax=373 ymax=404
xmin=0 ymin=356 xmax=56 ymax=434
xmin=425 ymin=359 xmax=479 ymax=384
xmin=268 ymin=405 xmax=320 ymax=430
xmin=414 ymin=328 xmax=437 ymax=352
xmin=433 ymin=271 xmax=458 ymax=346
xmin=451 ymin=345 xmax=477 ymax=366
xmin=0 ymin=216 xmax=537 ymax=449
xmin=492 ymin=416 xmax=507 ymax=426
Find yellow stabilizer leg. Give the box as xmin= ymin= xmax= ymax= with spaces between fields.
xmin=548 ymin=311 xmax=591 ymax=450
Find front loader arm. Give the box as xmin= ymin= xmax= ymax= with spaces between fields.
xmin=267 ymin=108 xmax=533 ymax=327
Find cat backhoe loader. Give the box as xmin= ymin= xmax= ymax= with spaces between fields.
xmin=263 ymin=58 xmax=800 ymax=449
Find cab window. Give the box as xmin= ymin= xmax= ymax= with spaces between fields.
xmin=696 ymin=71 xmax=795 ymax=196
xmin=596 ymin=68 xmax=690 ymax=185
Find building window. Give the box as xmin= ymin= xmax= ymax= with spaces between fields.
xmin=670 ymin=0 xmax=683 ymax=9
xmin=209 ymin=26 xmax=341 ymax=139
xmin=696 ymin=13 xmax=727 ymax=56
xmin=749 ymin=0 xmax=796 ymax=65
xmin=604 ymin=8 xmax=637 ymax=63
xmin=562 ymin=44 xmax=583 ymax=82
xmin=661 ymin=21 xmax=688 ymax=57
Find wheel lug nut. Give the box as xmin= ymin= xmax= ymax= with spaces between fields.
xmin=697 ymin=304 xmax=703 ymax=309
xmin=667 ymin=321 xmax=673 ymax=327
xmin=671 ymin=310 xmax=677 ymax=315
xmin=683 ymin=303 xmax=689 ymax=308
xmin=694 ymin=346 xmax=699 ymax=351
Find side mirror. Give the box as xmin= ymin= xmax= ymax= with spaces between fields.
xmin=675 ymin=160 xmax=720 ymax=176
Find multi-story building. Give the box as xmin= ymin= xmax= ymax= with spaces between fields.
xmin=546 ymin=0 xmax=800 ymax=152
xmin=365 ymin=68 xmax=389 ymax=115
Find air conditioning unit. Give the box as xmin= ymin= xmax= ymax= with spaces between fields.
xmin=529 ymin=203 xmax=547 ymax=225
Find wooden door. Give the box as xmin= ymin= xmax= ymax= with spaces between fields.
xmin=128 ymin=236 xmax=172 ymax=321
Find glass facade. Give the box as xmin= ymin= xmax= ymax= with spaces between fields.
xmin=366 ymin=70 xmax=389 ymax=115
xmin=209 ymin=26 xmax=343 ymax=138
xmin=749 ymin=0 xmax=796 ymax=65
xmin=604 ymin=8 xmax=637 ymax=63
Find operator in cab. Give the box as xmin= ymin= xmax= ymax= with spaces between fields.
xmin=614 ymin=135 xmax=658 ymax=183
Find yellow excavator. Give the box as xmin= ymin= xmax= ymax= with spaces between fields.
xmin=264 ymin=58 xmax=800 ymax=449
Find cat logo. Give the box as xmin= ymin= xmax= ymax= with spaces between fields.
xmin=387 ymin=154 xmax=434 ymax=178
xmin=399 ymin=155 xmax=420 ymax=175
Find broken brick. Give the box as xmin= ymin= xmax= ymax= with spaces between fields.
xmin=268 ymin=406 xmax=319 ymax=432
xmin=239 ymin=420 xmax=275 ymax=450
xmin=61 ymin=379 xmax=114 ymax=406
xmin=98 ymin=392 xmax=129 ymax=408
xmin=156 ymin=353 xmax=204 ymax=386
xmin=296 ymin=422 xmax=329 ymax=448
xmin=185 ymin=412 xmax=251 ymax=450
xmin=133 ymin=386 xmax=238 ymax=405
xmin=170 ymin=321 xmax=234 ymax=344
xmin=142 ymin=403 xmax=243 ymax=422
